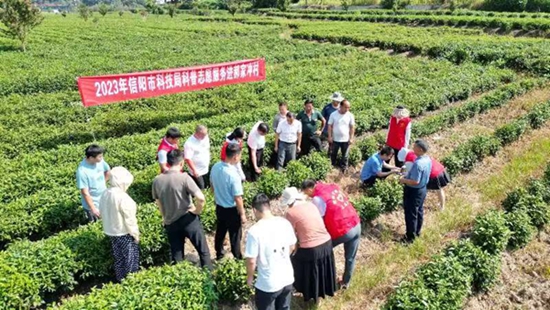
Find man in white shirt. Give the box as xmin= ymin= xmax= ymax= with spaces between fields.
xmin=247 ymin=121 xmax=269 ymax=182
xmin=275 ymin=112 xmax=302 ymax=171
xmin=246 ymin=193 xmax=296 ymax=310
xmin=183 ymin=125 xmax=211 ymax=190
xmin=328 ymin=100 xmax=355 ymax=172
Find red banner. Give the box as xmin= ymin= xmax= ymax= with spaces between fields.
xmin=77 ymin=58 xmax=266 ymax=107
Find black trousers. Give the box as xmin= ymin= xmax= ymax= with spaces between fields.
xmin=361 ymin=175 xmax=387 ymax=188
xmin=301 ymin=134 xmax=322 ymax=156
xmin=255 ymin=284 xmax=293 ymax=310
xmin=247 ymin=145 xmax=264 ymax=182
xmin=331 ymin=141 xmax=350 ymax=169
xmin=191 ymin=174 xmax=206 ymax=190
xmin=165 ymin=212 xmax=213 ymax=270
xmin=214 ymin=205 xmax=242 ymax=260
xmin=403 ymin=186 xmax=427 ymax=241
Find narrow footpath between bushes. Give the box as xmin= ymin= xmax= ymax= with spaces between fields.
xmin=315 ymin=118 xmax=550 ymax=309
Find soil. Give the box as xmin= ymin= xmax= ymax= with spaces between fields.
xmin=464 ymin=230 xmax=550 ymax=310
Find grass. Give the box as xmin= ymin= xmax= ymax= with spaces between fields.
xmin=316 ymin=128 xmax=550 ymax=310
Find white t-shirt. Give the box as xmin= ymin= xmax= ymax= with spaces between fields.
xmin=328 ymin=111 xmax=355 ymax=142
xmin=247 ymin=121 xmax=266 ymax=150
xmin=312 ymin=196 xmax=327 ymax=217
xmin=183 ymin=135 xmax=211 ymax=177
xmin=276 ymin=120 xmax=302 ymax=143
xmin=245 ymin=216 xmax=296 ymax=293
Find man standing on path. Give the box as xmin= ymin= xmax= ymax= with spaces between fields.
xmin=76 ymin=144 xmax=111 ymax=222
xmin=322 ymin=92 xmax=344 ymax=156
xmin=328 ymin=100 xmax=355 ymax=173
xmin=399 ymin=140 xmax=432 ymax=243
xmin=297 ymin=99 xmax=325 ymax=156
xmin=272 ymin=102 xmax=288 ymax=133
xmin=274 ymin=112 xmax=302 ymax=171
xmin=157 ymin=127 xmax=182 ymax=173
xmin=210 ymin=143 xmax=247 ymax=260
xmin=184 ymin=125 xmax=210 ymax=190
xmin=360 ymin=146 xmax=401 ymax=188
xmin=245 ymin=194 xmax=296 ymax=310
xmin=152 ymin=150 xmax=213 ymax=269
xmin=301 ymin=179 xmax=361 ymax=289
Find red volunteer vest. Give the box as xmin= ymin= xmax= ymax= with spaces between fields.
xmin=386 ymin=116 xmax=411 ymax=150
xmin=313 ymin=183 xmax=360 ymax=240
xmin=404 ymin=151 xmax=445 ymax=178
xmin=157 ymin=138 xmax=179 ymax=172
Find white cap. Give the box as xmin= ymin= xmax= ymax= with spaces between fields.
xmin=397 ymin=148 xmax=409 ymax=163
xmin=280 ymin=187 xmax=303 ymax=207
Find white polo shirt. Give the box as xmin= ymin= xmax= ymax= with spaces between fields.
xmin=247 ymin=121 xmax=266 ymax=150
xmin=328 ymin=111 xmax=355 ymax=142
xmin=276 ymin=120 xmax=302 ymax=144
xmin=183 ymin=135 xmax=211 ymax=177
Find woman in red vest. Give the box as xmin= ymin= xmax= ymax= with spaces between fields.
xmin=385 ymin=106 xmax=412 ymax=168
xmin=157 ymin=127 xmax=181 ymax=173
xmin=221 ymin=127 xmax=246 ymax=181
xmin=398 ymin=148 xmax=451 ymax=210
xmin=301 ymin=179 xmax=361 ymax=289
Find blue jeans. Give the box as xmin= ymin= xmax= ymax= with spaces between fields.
xmin=403 ymin=186 xmax=427 ymax=241
xmin=332 ymin=223 xmax=361 ymax=286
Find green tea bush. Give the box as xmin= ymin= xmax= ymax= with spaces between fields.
xmin=352 ymin=196 xmax=383 ymax=223
xmin=257 ymin=168 xmax=289 ymax=199
xmin=527 ymin=102 xmax=550 ymax=129
xmin=384 ymin=278 xmax=437 ymax=310
xmin=0 ymin=260 xmax=41 ymax=310
xmin=368 ymin=178 xmax=403 ymax=213
xmin=444 ymin=239 xmax=501 ymax=292
xmin=348 ymin=145 xmax=363 ymax=167
xmin=494 ymin=119 xmax=528 ymax=145
xmin=503 ymin=188 xmax=550 ymax=229
xmin=51 ymin=262 xmax=218 ymax=310
xmin=201 ymin=190 xmax=218 ymax=233
xmin=285 ymin=160 xmax=314 ymax=188
xmin=505 ymin=209 xmax=536 ymax=250
xmin=526 ymin=178 xmax=550 ymax=203
xmin=416 ymin=255 xmax=472 ymax=309
xmin=212 ymin=259 xmax=252 ymax=304
xmin=243 ymin=182 xmax=259 ymax=209
xmin=299 ymin=152 xmax=332 ymax=181
xmin=356 ymin=137 xmax=380 ymax=161
xmin=471 ymin=211 xmax=511 ymax=255
xmin=470 ymin=135 xmax=501 ymax=158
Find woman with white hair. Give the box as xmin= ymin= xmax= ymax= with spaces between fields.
xmin=98 ymin=166 xmax=140 ymax=282
xmin=281 ymin=187 xmax=337 ymax=303
xmin=385 ymin=105 xmax=412 ymax=167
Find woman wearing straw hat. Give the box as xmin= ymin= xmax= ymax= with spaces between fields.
xmin=281 ymin=187 xmax=337 ymax=303
xmin=385 ymin=106 xmax=412 ymax=168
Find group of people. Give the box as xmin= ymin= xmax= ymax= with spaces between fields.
xmin=74 ymin=94 xmax=451 ymax=309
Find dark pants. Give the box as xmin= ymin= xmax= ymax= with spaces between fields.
xmin=165 ymin=212 xmax=213 ymax=270
xmin=191 ymin=174 xmax=206 ymax=190
xmin=214 ymin=205 xmax=242 ymax=260
xmin=84 ymin=209 xmax=99 ymax=223
xmin=361 ymin=175 xmax=385 ymax=188
xmin=301 ymin=134 xmax=322 ymax=156
xmin=403 ymin=186 xmax=427 ymax=241
xmin=248 ymin=145 xmax=264 ymax=182
xmin=109 ymin=234 xmax=139 ymax=282
xmin=276 ymin=141 xmax=297 ymax=171
xmin=255 ymin=284 xmax=293 ymax=310
xmin=331 ymin=141 xmax=350 ymax=169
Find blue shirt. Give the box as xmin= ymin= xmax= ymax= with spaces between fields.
xmin=76 ymin=159 xmax=110 ymax=210
xmin=210 ymin=162 xmax=243 ymax=208
xmin=360 ymin=153 xmax=384 ymax=182
xmin=321 ymin=103 xmax=339 ymax=134
xmin=406 ymin=155 xmax=432 ymax=189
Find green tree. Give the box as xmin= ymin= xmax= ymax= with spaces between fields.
xmin=98 ymin=2 xmax=110 ymax=16
xmin=226 ymin=0 xmax=240 ymax=15
xmin=78 ymin=3 xmax=91 ymax=21
xmin=167 ymin=3 xmax=177 ymax=17
xmin=0 ymin=0 xmax=43 ymax=51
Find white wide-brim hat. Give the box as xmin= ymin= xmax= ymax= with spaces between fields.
xmin=329 ymin=92 xmax=344 ymax=102
xmin=281 ymin=187 xmax=303 ymax=207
